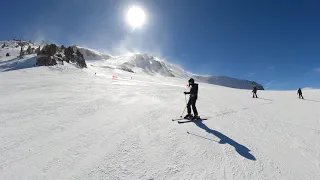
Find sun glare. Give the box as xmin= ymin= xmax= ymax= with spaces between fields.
xmin=126 ymin=6 xmax=146 ymax=29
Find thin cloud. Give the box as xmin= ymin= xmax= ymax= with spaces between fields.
xmin=315 ymin=67 xmax=320 ymax=72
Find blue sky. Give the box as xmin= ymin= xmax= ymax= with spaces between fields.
xmin=1 ymin=0 xmax=320 ymax=90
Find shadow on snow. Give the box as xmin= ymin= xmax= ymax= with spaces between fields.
xmin=258 ymin=98 xmax=274 ymax=101
xmin=192 ymin=120 xmax=256 ymax=161
xmin=0 ymin=56 xmax=38 ymax=72
xmin=304 ymin=99 xmax=320 ymax=103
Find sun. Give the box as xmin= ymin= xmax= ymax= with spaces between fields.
xmin=126 ymin=6 xmax=146 ymax=29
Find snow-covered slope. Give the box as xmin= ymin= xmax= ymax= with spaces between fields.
xmin=76 ymin=49 xmax=187 ymax=78
xmin=0 ymin=40 xmax=38 ymax=60
xmin=0 ymin=40 xmax=38 ymax=72
xmin=119 ymin=53 xmax=187 ymax=77
xmin=1 ymin=63 xmax=320 ymax=180
xmin=76 ymin=46 xmax=112 ymax=61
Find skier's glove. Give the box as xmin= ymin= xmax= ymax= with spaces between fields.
xmin=184 ymin=92 xmax=187 ymax=94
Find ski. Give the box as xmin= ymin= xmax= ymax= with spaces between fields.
xmin=172 ymin=118 xmax=184 ymax=121
xmin=178 ymin=118 xmax=208 ymax=124
xmin=172 ymin=116 xmax=209 ymax=121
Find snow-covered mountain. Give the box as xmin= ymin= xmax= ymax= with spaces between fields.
xmin=76 ymin=46 xmax=264 ymax=89
xmin=0 ymin=40 xmax=263 ymax=89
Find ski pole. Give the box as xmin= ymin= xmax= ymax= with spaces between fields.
xmin=180 ymin=106 xmax=187 ymax=118
xmin=180 ymin=94 xmax=188 ymax=118
xmin=185 ymin=93 xmax=188 ymax=104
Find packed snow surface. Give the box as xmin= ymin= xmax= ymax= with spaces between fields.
xmin=1 ymin=61 xmax=320 ymax=180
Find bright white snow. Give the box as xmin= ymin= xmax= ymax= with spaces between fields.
xmin=1 ymin=43 xmax=320 ymax=179
xmin=0 ymin=41 xmax=38 ymax=72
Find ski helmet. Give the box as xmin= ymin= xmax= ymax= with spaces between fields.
xmin=188 ymin=78 xmax=194 ymax=85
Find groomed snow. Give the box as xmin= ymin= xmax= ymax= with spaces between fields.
xmin=1 ymin=62 xmax=320 ymax=180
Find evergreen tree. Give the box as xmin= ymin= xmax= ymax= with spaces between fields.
xmin=27 ymin=45 xmax=32 ymax=54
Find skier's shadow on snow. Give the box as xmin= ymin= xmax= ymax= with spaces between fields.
xmin=258 ymin=98 xmax=274 ymax=101
xmin=304 ymin=99 xmax=320 ymax=103
xmin=194 ymin=121 xmax=256 ymax=161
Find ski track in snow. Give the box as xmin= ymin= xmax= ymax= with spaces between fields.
xmin=1 ymin=55 xmax=320 ymax=179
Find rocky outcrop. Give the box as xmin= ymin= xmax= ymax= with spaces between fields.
xmin=36 ymin=56 xmax=57 ymax=66
xmin=64 ymin=46 xmax=87 ymax=68
xmin=35 ymin=44 xmax=87 ymax=68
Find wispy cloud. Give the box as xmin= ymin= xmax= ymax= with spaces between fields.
xmin=315 ymin=67 xmax=320 ymax=72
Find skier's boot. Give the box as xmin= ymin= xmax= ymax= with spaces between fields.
xmin=184 ymin=114 xmax=193 ymax=120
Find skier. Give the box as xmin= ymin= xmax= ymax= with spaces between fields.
xmin=252 ymin=85 xmax=258 ymax=98
xmin=297 ymin=88 xmax=304 ymax=99
xmin=184 ymin=78 xmax=199 ymax=120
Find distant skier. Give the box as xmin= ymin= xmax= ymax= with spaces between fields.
xmin=297 ymin=88 xmax=304 ymax=99
xmin=184 ymin=78 xmax=199 ymax=119
xmin=252 ymin=85 xmax=258 ymax=98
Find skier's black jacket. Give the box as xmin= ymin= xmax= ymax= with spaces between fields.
xmin=297 ymin=89 xmax=302 ymax=95
xmin=252 ymin=86 xmax=257 ymax=93
xmin=185 ymin=83 xmax=198 ymax=99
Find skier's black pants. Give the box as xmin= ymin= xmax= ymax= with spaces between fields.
xmin=253 ymin=92 xmax=258 ymax=98
xmin=187 ymin=97 xmax=198 ymax=116
xmin=299 ymin=94 xmax=304 ymax=99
